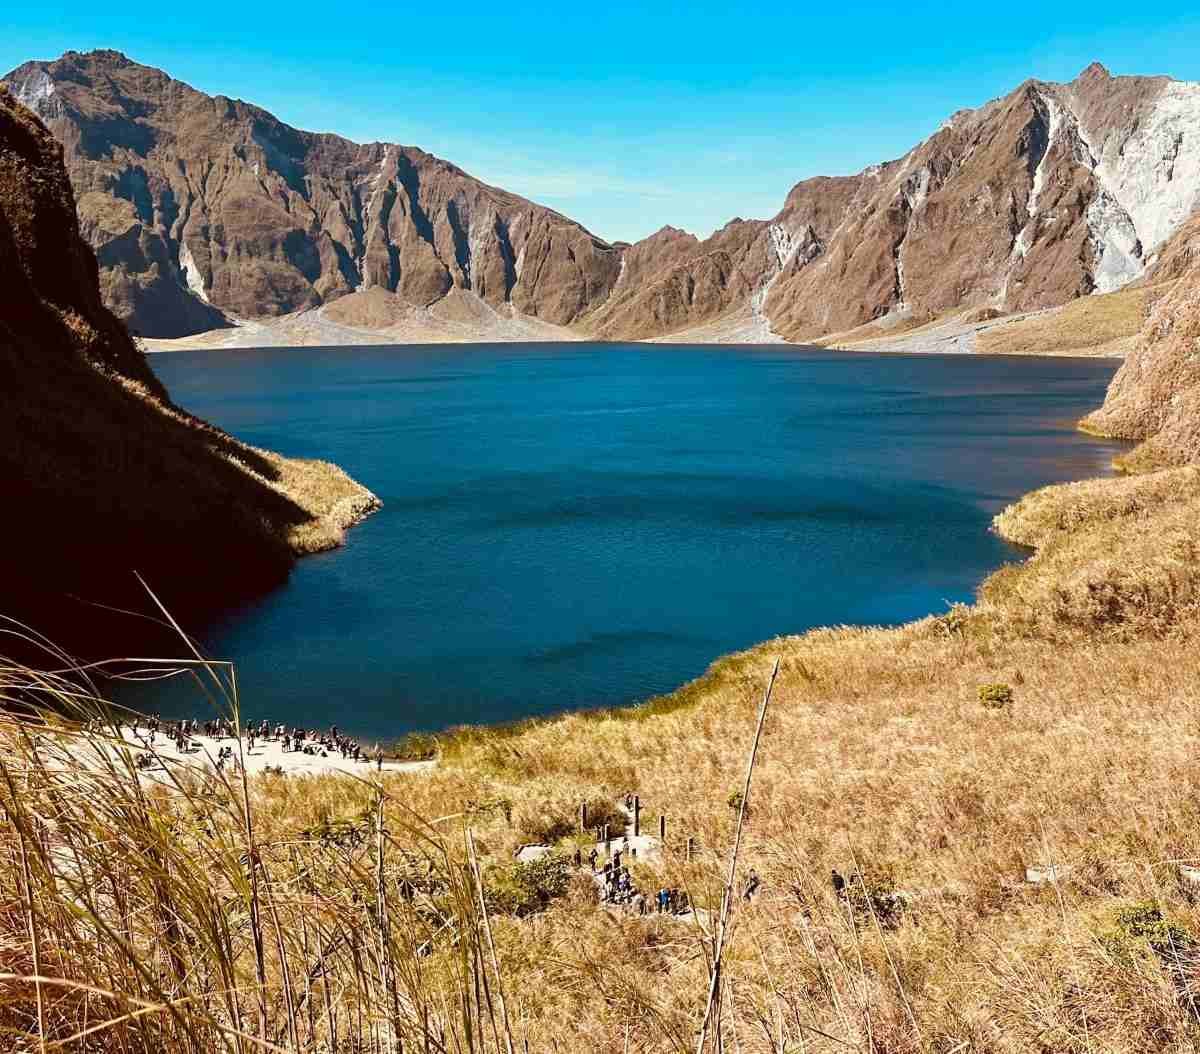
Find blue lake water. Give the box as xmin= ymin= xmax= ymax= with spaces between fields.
xmin=141 ymin=343 xmax=1123 ymax=737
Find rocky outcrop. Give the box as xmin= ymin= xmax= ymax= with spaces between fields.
xmin=3 ymin=50 xmax=621 ymax=338
xmin=5 ymin=53 xmax=1200 ymax=345
xmin=1081 ymin=214 xmax=1200 ymax=468
xmin=0 ymin=84 xmax=376 ymax=657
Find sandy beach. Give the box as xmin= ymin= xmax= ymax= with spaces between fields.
xmin=113 ymin=725 xmax=436 ymax=782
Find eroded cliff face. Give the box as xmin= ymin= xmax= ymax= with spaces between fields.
xmin=3 ymin=50 xmax=621 ymax=337
xmin=1081 ymin=214 xmax=1200 ymax=468
xmin=0 ymin=85 xmax=376 ymax=656
xmin=762 ymin=64 xmax=1200 ymax=341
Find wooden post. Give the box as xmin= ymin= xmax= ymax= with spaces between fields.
xmin=659 ymin=814 xmax=666 ymax=840
xmin=580 ymin=801 xmax=588 ymax=832
xmin=633 ymin=795 xmax=640 ymax=837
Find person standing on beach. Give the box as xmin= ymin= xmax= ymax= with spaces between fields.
xmin=374 ymin=744 xmax=382 ymax=771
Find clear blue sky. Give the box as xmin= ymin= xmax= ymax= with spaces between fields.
xmin=4 ymin=3 xmax=1200 ymax=243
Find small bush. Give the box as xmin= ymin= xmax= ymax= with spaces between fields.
xmin=979 ymin=683 xmax=1014 ymax=709
xmin=485 ymin=854 xmax=572 ymax=917
xmin=938 ymin=604 xmax=972 ymax=638
xmin=727 ymin=789 xmax=745 ymax=812
xmin=844 ymin=863 xmax=906 ymax=929
xmin=584 ymin=796 xmax=628 ymax=834
xmin=513 ymin=800 xmax=576 ymax=844
xmin=1100 ymin=901 xmax=1196 ymax=968
xmin=392 ymin=731 xmax=439 ymax=760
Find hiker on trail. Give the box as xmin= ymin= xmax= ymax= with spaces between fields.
xmin=612 ymin=849 xmax=622 ymax=870
xmin=588 ymin=847 xmax=598 ymax=871
xmin=573 ymin=847 xmax=582 ymax=868
xmin=634 ymin=891 xmax=646 ymax=915
xmin=831 ymin=869 xmax=846 ymax=896
xmin=657 ymin=887 xmax=668 ymax=913
xmin=743 ymin=868 xmax=760 ymax=901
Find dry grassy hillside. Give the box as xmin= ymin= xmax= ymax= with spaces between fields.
xmin=5 ymin=267 xmax=1200 ymax=1053
xmin=6 ymin=447 xmax=1200 ymax=1053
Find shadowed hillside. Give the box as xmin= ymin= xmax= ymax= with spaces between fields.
xmin=0 ymin=85 xmax=377 ymax=657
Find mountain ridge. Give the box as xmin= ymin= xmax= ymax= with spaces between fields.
xmin=6 ymin=50 xmax=1200 ymax=346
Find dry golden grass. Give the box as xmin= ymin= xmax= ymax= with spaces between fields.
xmin=818 ymin=288 xmax=1148 ymax=358
xmin=5 ymin=450 xmax=1200 ymax=1051
xmin=976 ymin=287 xmax=1147 ymax=357
xmin=259 ymin=450 xmax=381 ymax=554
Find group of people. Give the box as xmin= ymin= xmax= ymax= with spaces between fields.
xmin=566 ymin=837 xmax=692 ymax=916
xmin=278 ymin=724 xmax=377 ymax=765
xmin=129 ymin=715 xmax=384 ymax=769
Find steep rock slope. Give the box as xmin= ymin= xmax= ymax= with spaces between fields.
xmin=573 ymin=63 xmax=1200 ymax=344
xmin=577 ymin=220 xmax=776 ymax=339
xmin=3 ymin=50 xmax=621 ymax=338
xmin=762 ymin=64 xmax=1200 ymax=341
xmin=1081 ymin=213 xmax=1200 ymax=468
xmin=0 ymin=85 xmax=376 ymax=656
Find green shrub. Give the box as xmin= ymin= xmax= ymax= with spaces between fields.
xmin=513 ymin=801 xmax=574 ymax=844
xmin=514 ymin=795 xmax=625 ymax=845
xmin=1100 ymin=901 xmax=1195 ymax=967
xmin=978 ymin=683 xmax=1014 ymax=709
xmin=485 ymin=854 xmax=572 ymax=917
xmin=844 ymin=863 xmax=905 ymax=929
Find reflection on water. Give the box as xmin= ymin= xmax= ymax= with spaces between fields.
xmin=127 ymin=344 xmax=1124 ymax=736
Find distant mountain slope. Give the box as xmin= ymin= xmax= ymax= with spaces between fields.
xmin=0 ymin=84 xmax=376 ymax=656
xmin=3 ymin=50 xmax=621 ymax=338
xmin=584 ymin=64 xmax=1200 ymax=344
xmin=5 ymin=52 xmax=1199 ymax=345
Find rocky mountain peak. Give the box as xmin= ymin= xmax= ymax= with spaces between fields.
xmin=1076 ymin=61 xmax=1113 ymax=82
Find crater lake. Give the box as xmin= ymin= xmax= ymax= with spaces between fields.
xmin=138 ymin=343 xmax=1125 ymax=737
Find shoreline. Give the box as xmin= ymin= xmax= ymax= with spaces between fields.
xmin=110 ymin=724 xmax=436 ymax=781
xmin=142 ymin=289 xmax=1144 ymax=359
xmin=132 ymin=357 xmax=1126 ymax=750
